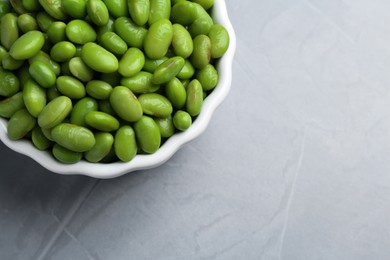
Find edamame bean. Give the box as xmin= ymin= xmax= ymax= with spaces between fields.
xmin=69 ymin=57 xmax=94 ymax=82
xmin=0 ymin=46 xmax=7 ymax=63
xmin=22 ymin=0 xmax=40 ymax=12
xmin=177 ymin=59 xmax=195 ymax=79
xmin=46 ymin=86 xmax=61 ymax=101
xmin=186 ymin=79 xmax=203 ymax=116
xmin=190 ymin=34 xmax=211 ymax=69
xmin=188 ymin=3 xmax=213 ymax=37
xmin=81 ymin=42 xmax=118 ymax=73
xmin=62 ymin=0 xmax=87 ymax=18
xmin=196 ymin=63 xmax=218 ymax=91
xmin=38 ymin=96 xmax=72 ymax=129
xmin=208 ymin=24 xmax=230 ymax=59
xmin=36 ymin=11 xmax=54 ymax=32
xmin=114 ymin=125 xmax=137 ymax=162
xmin=109 ymin=86 xmax=143 ymax=122
xmin=154 ymin=115 xmax=175 ymax=138
xmin=85 ymin=132 xmax=114 ymax=163
xmin=87 ymin=0 xmax=109 ymax=27
xmin=118 ymin=47 xmax=145 ymax=77
xmin=1 ymin=13 xmax=19 ymax=50
xmin=102 ymin=0 xmax=128 ymax=18
xmin=165 ymin=77 xmax=186 ymax=109
xmin=46 ymin=21 xmax=66 ymax=43
xmin=7 ymin=108 xmax=36 ymax=140
xmin=114 ymin=17 xmax=147 ymax=48
xmin=134 ymin=115 xmax=161 ymax=154
xmin=9 ymin=31 xmax=44 ymax=60
xmin=173 ymin=110 xmax=191 ymax=131
xmin=120 ymin=71 xmax=159 ymax=93
xmin=2 ymin=54 xmax=24 ymax=70
xmin=29 ymin=51 xmax=61 ymax=76
xmin=189 ymin=0 xmax=214 ymax=10
xmin=66 ymin=19 xmax=97 ymax=45
xmin=29 ymin=60 xmax=56 ymax=88
xmin=50 ymin=41 xmax=76 ymax=62
xmin=51 ymin=123 xmax=96 ymax=152
xmin=144 ymin=18 xmax=173 ymax=59
xmin=0 ymin=0 xmax=10 ymax=17
xmin=86 ymin=80 xmax=112 ymax=100
xmin=0 ymin=69 xmax=20 ymax=97
xmin=70 ymin=97 xmax=98 ymax=126
xmin=143 ymin=57 xmax=168 ymax=73
xmin=99 ymin=31 xmax=127 ymax=55
xmin=52 ymin=143 xmax=82 ymax=163
xmin=148 ymin=0 xmax=171 ymax=25
xmin=17 ymin=13 xmax=38 ymax=33
xmin=56 ymin=76 xmax=86 ymax=99
xmin=23 ymin=79 xmax=46 ymax=117
xmin=85 ymin=111 xmax=120 ymax=131
xmin=9 ymin=0 xmax=27 ymax=15
xmin=172 ymin=23 xmax=193 ymax=58
xmin=0 ymin=92 xmax=25 ymax=118
xmin=32 ymin=126 xmax=52 ymax=150
xmin=100 ymin=71 xmax=121 ymax=86
xmin=97 ymin=16 xmax=115 ymax=42
xmin=152 ymin=56 xmax=185 ymax=84
xmin=17 ymin=64 xmax=31 ymax=87
xmin=138 ymin=93 xmax=173 ymax=118
xmin=38 ymin=0 xmax=67 ymax=20
xmin=128 ymin=0 xmax=149 ymax=26
xmin=171 ymin=1 xmax=197 ymax=25
xmin=98 ymin=100 xmax=116 ymax=115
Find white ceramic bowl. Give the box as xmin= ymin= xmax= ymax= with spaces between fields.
xmin=0 ymin=0 xmax=236 ymax=178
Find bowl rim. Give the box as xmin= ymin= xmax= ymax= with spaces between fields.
xmin=0 ymin=0 xmax=237 ymax=179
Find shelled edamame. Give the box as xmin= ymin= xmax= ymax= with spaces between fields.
xmin=0 ymin=0 xmax=230 ymax=164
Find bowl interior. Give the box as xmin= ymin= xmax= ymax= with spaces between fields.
xmin=0 ymin=0 xmax=237 ymax=178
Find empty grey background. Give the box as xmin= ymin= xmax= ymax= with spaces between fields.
xmin=2 ymin=0 xmax=390 ymax=259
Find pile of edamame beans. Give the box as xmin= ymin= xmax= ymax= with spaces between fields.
xmin=0 ymin=0 xmax=230 ymax=163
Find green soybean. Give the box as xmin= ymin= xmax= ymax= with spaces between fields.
xmin=1 ymin=13 xmax=19 ymax=50
xmin=86 ymin=80 xmax=112 ymax=100
xmin=177 ymin=59 xmax=195 ymax=79
xmin=114 ymin=125 xmax=137 ymax=162
xmin=154 ymin=115 xmax=175 ymax=138
xmin=36 ymin=11 xmax=54 ymax=32
xmin=68 ymin=57 xmax=94 ymax=82
xmin=138 ymin=93 xmax=173 ymax=118
xmin=191 ymin=34 xmax=211 ymax=69
xmin=118 ymin=47 xmax=145 ymax=77
xmin=23 ymin=79 xmax=46 ymax=117
xmin=153 ymin=56 xmax=185 ymax=84
xmin=62 ymin=0 xmax=87 ymax=18
xmin=190 ymin=0 xmax=214 ymax=10
xmin=134 ymin=115 xmax=161 ymax=154
xmin=110 ymin=86 xmax=143 ymax=122
xmin=7 ymin=108 xmax=36 ymax=140
xmin=10 ymin=0 xmax=27 ymax=15
xmin=39 ymin=0 xmax=67 ymax=20
xmin=196 ymin=63 xmax=218 ymax=91
xmin=50 ymin=41 xmax=76 ymax=62
xmin=2 ymin=54 xmax=24 ymax=70
xmin=85 ymin=132 xmax=114 ymax=163
xmin=120 ymin=71 xmax=159 ymax=94
xmin=114 ymin=17 xmax=147 ymax=49
xmin=186 ymin=79 xmax=203 ymax=116
xmin=0 ymin=69 xmax=20 ymax=97
xmin=173 ymin=110 xmax=192 ymax=131
xmin=17 ymin=13 xmax=38 ymax=33
xmin=38 ymin=96 xmax=72 ymax=129
xmin=56 ymin=76 xmax=86 ymax=99
xmin=87 ymin=0 xmax=109 ymax=27
xmin=70 ymin=97 xmax=98 ymax=126
xmin=81 ymin=42 xmax=118 ymax=73
xmin=29 ymin=51 xmax=61 ymax=76
xmin=208 ymin=24 xmax=230 ymax=59
xmin=0 ymin=0 xmax=10 ymax=17
xmin=144 ymin=18 xmax=173 ymax=59
xmin=99 ymin=31 xmax=127 ymax=55
xmin=0 ymin=46 xmax=7 ymax=63
xmin=29 ymin=60 xmax=56 ymax=88
xmin=66 ymin=19 xmax=97 ymax=45
xmin=51 ymin=123 xmax=96 ymax=152
xmin=52 ymin=143 xmax=83 ymax=163
xmin=32 ymin=126 xmax=52 ymax=150
xmin=171 ymin=1 xmax=197 ymax=25
xmin=85 ymin=111 xmax=119 ymax=132
xmin=98 ymin=100 xmax=116 ymax=115
xmin=143 ymin=57 xmax=168 ymax=73
xmin=0 ymin=92 xmax=25 ymax=118
xmin=165 ymin=77 xmax=186 ymax=109
xmin=46 ymin=86 xmax=61 ymax=101
xmin=103 ymin=0 xmax=128 ymax=18
xmin=100 ymin=71 xmax=121 ymax=86
xmin=172 ymin=23 xmax=193 ymax=58
xmin=22 ymin=0 xmax=40 ymax=12
xmin=46 ymin=21 xmax=66 ymax=43
xmin=128 ymin=0 xmax=149 ymax=26
xmin=9 ymin=30 xmax=44 ymax=60
xmin=148 ymin=0 xmax=171 ymax=25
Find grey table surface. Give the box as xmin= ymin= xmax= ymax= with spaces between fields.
xmin=2 ymin=0 xmax=390 ymax=259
